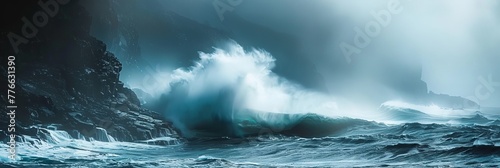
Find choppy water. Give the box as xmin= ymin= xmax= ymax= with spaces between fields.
xmin=1 ymin=107 xmax=499 ymax=167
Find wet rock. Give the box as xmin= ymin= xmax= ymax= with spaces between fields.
xmin=0 ymin=1 xmax=181 ymax=143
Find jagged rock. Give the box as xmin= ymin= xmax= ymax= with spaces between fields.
xmin=0 ymin=1 xmax=181 ymax=143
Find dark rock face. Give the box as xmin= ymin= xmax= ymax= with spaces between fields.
xmin=0 ymin=1 xmax=180 ymax=142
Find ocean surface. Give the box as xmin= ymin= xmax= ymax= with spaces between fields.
xmin=1 ymin=106 xmax=499 ymax=167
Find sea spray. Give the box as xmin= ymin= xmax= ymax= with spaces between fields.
xmin=156 ymin=41 xmax=340 ymax=137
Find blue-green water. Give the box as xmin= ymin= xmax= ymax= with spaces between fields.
xmin=2 ymin=108 xmax=499 ymax=167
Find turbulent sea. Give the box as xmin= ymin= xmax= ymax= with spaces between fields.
xmin=2 ymin=44 xmax=499 ymax=167
xmin=1 ymin=106 xmax=499 ymax=168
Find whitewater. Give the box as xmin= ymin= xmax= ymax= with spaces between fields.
xmin=2 ymin=42 xmax=499 ymax=167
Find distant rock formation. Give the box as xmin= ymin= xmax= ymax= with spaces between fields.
xmin=426 ymin=91 xmax=480 ymax=109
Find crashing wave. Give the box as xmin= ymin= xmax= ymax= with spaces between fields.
xmin=153 ymin=42 xmax=342 ymax=138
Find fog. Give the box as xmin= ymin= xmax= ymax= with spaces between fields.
xmin=83 ymin=0 xmax=500 ymax=108
xmin=155 ymin=0 xmax=500 ymax=107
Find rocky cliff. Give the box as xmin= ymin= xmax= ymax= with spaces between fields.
xmin=0 ymin=1 xmax=180 ymax=143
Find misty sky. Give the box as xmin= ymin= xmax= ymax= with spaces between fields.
xmin=155 ymin=0 xmax=500 ymax=107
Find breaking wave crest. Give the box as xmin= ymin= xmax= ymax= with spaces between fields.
xmin=147 ymin=42 xmax=500 ymax=138
xmin=156 ymin=42 xmax=342 ymax=137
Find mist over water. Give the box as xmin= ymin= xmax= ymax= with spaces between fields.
xmin=81 ymin=0 xmax=499 ymax=151
xmin=154 ymin=0 xmax=500 ymax=107
xmin=143 ymin=42 xmax=348 ymax=137
xmin=134 ymin=41 xmax=494 ymax=138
